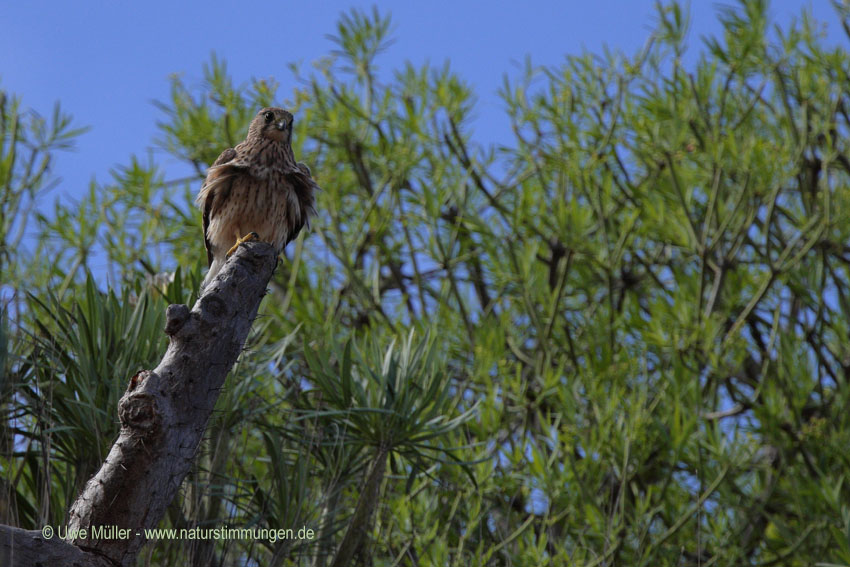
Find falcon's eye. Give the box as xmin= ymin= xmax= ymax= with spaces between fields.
xmin=263 ymin=111 xmax=274 ymax=124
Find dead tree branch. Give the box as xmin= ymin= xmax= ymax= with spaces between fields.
xmin=0 ymin=241 xmax=277 ymax=567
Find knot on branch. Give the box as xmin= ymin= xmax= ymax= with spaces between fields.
xmin=200 ymin=294 xmax=228 ymax=319
xmin=127 ymin=370 xmax=149 ymax=392
xmin=118 ymin=392 xmax=160 ymax=437
xmin=165 ymin=304 xmax=190 ymax=336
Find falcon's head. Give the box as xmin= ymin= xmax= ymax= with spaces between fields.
xmin=249 ymin=107 xmax=294 ymax=143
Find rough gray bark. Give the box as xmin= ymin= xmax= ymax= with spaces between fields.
xmin=0 ymin=241 xmax=277 ymax=567
xmin=0 ymin=525 xmax=114 ymax=567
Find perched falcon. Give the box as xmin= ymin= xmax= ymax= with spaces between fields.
xmin=196 ymin=107 xmax=318 ymax=288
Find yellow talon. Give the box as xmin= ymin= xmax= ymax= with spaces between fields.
xmin=226 ymin=232 xmax=260 ymax=257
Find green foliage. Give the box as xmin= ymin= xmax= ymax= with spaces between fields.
xmin=3 ymin=1 xmax=850 ymax=565
xmin=0 ymin=88 xmax=88 ymax=300
xmin=1 ymin=274 xmax=173 ymax=527
xmin=304 ymin=331 xmax=474 ymax=451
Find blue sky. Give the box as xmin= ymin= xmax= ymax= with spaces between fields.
xmin=1 ymin=1 xmax=842 ymax=210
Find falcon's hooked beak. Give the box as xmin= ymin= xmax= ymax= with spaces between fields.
xmin=275 ymin=120 xmax=288 ymax=131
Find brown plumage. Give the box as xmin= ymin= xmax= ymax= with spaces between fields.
xmin=196 ymin=107 xmax=318 ymax=287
